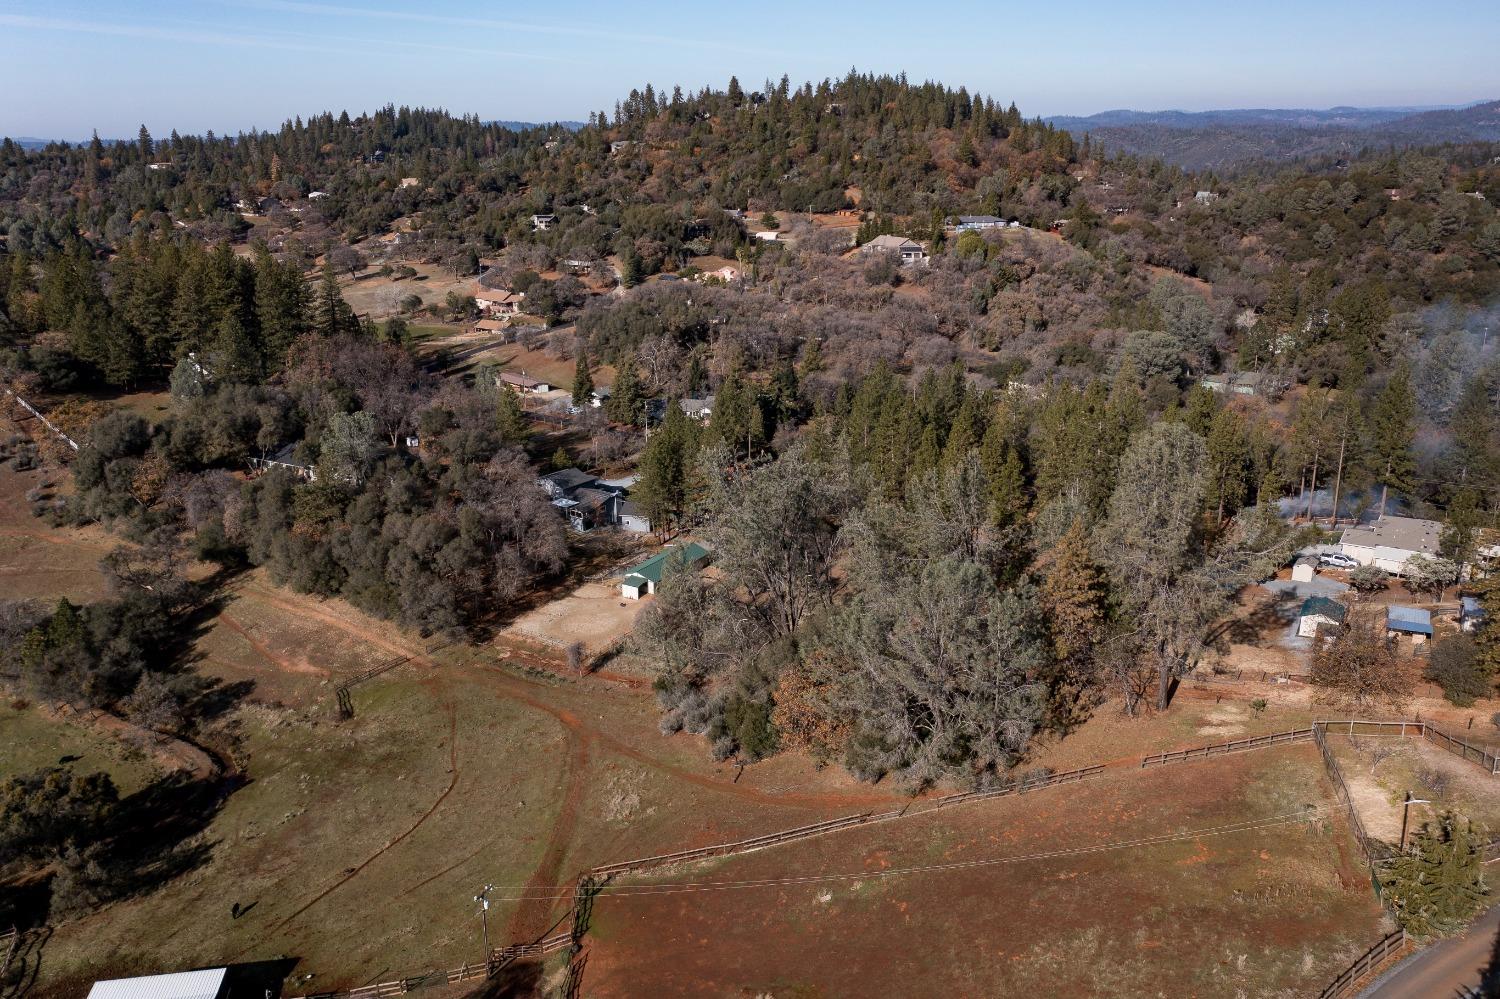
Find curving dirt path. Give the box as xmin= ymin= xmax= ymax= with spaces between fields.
xmin=248 ymin=578 xmax=902 ymax=811
xmin=261 ymin=702 xmax=461 ymax=938
xmin=507 ymin=731 xmax=591 ymax=941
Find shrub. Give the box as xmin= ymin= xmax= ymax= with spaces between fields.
xmin=719 ymin=694 xmax=778 ymax=761
xmin=1348 ymin=565 xmax=1388 ymax=592
xmin=1427 ymin=634 xmax=1487 ymax=707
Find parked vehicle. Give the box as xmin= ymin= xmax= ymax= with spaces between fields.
xmin=1318 ymin=552 xmax=1359 ymax=570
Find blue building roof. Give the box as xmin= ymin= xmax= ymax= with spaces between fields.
xmin=1385 ymin=605 xmax=1433 ymax=635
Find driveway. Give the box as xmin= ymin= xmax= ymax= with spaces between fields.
xmin=1357 ymin=904 xmax=1500 ymax=997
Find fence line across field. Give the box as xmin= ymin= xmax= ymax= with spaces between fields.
xmin=285 ymin=717 xmax=1486 ymax=997
xmin=291 ymin=933 xmax=573 ymax=999
xmin=1140 ymin=727 xmax=1314 ymax=767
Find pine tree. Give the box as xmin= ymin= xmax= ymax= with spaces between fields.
xmin=1369 ymin=364 xmax=1417 ymax=516
xmin=1205 ymin=408 xmax=1251 ymax=527
xmin=215 ymin=313 xmax=262 ymax=383
xmin=495 ymin=382 xmax=530 ymax=445
xmin=571 ymin=346 xmax=595 ymax=407
xmin=605 ymin=353 xmax=641 ymax=425
xmin=634 ymin=400 xmax=697 ymax=531
xmin=979 ymin=418 xmax=1027 ymax=528
xmin=46 ymin=598 xmax=84 ymax=649
xmin=313 ymin=260 xmax=357 ymax=337
xmin=1038 ymin=518 xmax=1108 ymax=725
xmin=1379 ymin=812 xmax=1490 ymax=938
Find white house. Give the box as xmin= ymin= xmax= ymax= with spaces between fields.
xmin=1338 ymin=516 xmax=1442 ymax=574
xmin=753 ymin=230 xmax=782 ymax=243
xmin=531 ymin=213 xmax=557 ymax=231
xmin=860 ymin=234 xmax=927 ymax=265
xmin=618 ymin=499 xmax=652 ymax=534
xmin=499 ymin=371 xmax=550 ymax=394
xmin=680 ymin=396 xmax=715 ymax=421
xmin=249 ymin=444 xmax=316 ymax=482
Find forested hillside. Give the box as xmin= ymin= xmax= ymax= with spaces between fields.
xmin=4 ymin=72 xmax=1500 ymax=781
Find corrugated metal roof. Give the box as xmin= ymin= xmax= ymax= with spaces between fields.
xmin=1386 ymin=605 xmax=1433 ymax=635
xmin=88 ymin=969 xmax=226 ymax=999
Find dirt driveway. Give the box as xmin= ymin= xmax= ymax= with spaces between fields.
xmin=501 ymin=581 xmax=643 ymax=655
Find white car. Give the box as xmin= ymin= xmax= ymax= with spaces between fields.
xmin=1318 ymin=552 xmax=1359 ymax=570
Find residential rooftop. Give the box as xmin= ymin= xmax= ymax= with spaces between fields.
xmin=1339 ymin=516 xmax=1442 ymax=557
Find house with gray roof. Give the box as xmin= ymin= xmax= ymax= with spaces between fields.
xmin=1339 ymin=516 xmax=1442 ymax=574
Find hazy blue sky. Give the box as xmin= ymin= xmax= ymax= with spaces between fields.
xmin=2 ymin=0 xmax=1497 ymax=138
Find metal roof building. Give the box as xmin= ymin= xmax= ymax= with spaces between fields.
xmin=88 ymin=969 xmax=229 ymax=999
xmin=1385 ymin=605 xmax=1434 ymax=636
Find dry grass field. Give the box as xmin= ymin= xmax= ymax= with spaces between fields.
xmin=586 ymin=745 xmax=1387 ymax=998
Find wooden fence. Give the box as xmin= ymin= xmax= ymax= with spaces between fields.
xmin=333 ymin=641 xmax=451 ymax=720
xmin=1318 ymin=718 xmax=1500 ymax=776
xmin=1140 ymin=728 xmax=1314 ymax=768
xmin=293 ymin=933 xmax=573 ymax=999
xmin=1317 ymin=928 xmax=1408 ymax=999
xmin=492 ymin=932 xmax=572 ymax=963
xmin=929 ymin=764 xmax=1106 ymax=809
xmin=0 ymin=927 xmax=18 ymax=982
xmin=4 ymin=387 xmax=79 ymax=451
xmin=589 ymin=810 xmax=903 ymax=878
xmin=1421 ymin=723 xmax=1500 ymax=775
xmin=1312 ymin=723 xmax=1386 ymax=884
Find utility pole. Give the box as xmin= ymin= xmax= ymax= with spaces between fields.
xmin=474 ymin=883 xmax=495 ymax=960
xmin=1398 ymin=792 xmax=1432 ymax=854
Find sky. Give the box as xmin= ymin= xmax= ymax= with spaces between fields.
xmin=1 ymin=0 xmax=1498 ymax=139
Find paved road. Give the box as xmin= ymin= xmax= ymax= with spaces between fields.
xmin=1359 ymin=904 xmax=1500 ymax=998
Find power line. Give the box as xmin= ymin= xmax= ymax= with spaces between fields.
xmin=478 ymin=806 xmax=1332 ymax=903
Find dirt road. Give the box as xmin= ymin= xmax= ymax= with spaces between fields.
xmin=1358 ymin=904 xmax=1499 ymax=997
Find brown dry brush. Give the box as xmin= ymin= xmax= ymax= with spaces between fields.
xmin=1310 ymin=605 xmax=1420 ymax=709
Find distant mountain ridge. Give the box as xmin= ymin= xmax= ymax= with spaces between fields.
xmin=1046 ymin=100 xmax=1500 ymax=170
xmin=9 ymin=119 xmax=587 ymax=150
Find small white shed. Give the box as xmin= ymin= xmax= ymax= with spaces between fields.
xmin=1291 ymin=557 xmax=1317 ymax=583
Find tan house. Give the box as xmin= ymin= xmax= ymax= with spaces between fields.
xmin=500 ymin=371 xmax=550 ymax=394
xmin=474 ymin=287 xmax=525 ymax=315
